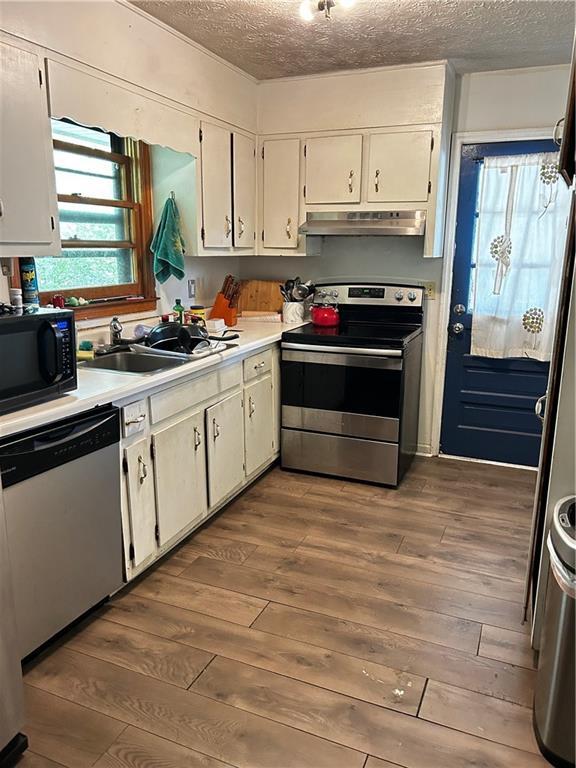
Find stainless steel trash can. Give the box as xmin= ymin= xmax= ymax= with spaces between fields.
xmin=534 ymin=496 xmax=576 ymax=768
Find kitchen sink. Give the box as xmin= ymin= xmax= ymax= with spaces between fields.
xmin=80 ymin=351 xmax=189 ymax=374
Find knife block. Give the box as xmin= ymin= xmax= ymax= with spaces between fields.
xmin=209 ymin=292 xmax=237 ymax=327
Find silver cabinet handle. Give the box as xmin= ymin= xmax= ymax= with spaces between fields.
xmin=238 ymin=216 xmax=245 ymax=238
xmin=125 ymin=414 xmax=146 ymax=425
xmin=248 ymin=396 xmax=255 ymax=418
xmin=213 ymin=418 xmax=221 ymax=440
xmin=553 ymin=117 xmax=564 ymax=146
xmin=374 ymin=169 xmax=380 ymax=193
xmin=254 ymin=361 xmax=265 ymax=370
xmin=193 ymin=426 xmax=202 ymax=450
xmin=286 ymin=217 xmax=292 ymax=239
xmin=348 ymin=170 xmax=354 ymax=193
xmin=137 ymin=455 xmax=148 ymax=484
xmin=535 ymin=393 xmax=547 ymax=422
xmin=225 ymin=215 xmax=231 ymax=238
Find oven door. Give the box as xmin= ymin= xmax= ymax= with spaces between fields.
xmin=281 ymin=342 xmax=403 ymax=442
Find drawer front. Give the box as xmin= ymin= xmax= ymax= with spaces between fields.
xmin=122 ymin=400 xmax=148 ymax=437
xmin=150 ymin=362 xmax=242 ymax=424
xmin=281 ymin=428 xmax=398 ymax=486
xmin=244 ymin=348 xmax=273 ymax=382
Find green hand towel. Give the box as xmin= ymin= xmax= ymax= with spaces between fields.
xmin=151 ymin=197 xmax=186 ymax=284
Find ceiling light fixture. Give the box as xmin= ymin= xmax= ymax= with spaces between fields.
xmin=299 ymin=0 xmax=356 ymax=22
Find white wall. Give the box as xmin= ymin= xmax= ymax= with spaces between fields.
xmin=455 ymin=65 xmax=570 ymax=133
xmin=150 ymin=145 xmax=239 ymax=312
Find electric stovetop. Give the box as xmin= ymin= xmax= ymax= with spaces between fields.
xmin=282 ymin=321 xmax=422 ymax=350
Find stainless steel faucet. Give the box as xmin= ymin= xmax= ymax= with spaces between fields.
xmin=109 ymin=316 xmax=123 ymax=345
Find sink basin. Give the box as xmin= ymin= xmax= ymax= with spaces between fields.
xmin=80 ymin=351 xmax=188 ymax=375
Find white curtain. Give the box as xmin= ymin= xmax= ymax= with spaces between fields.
xmin=471 ymin=152 xmax=571 ymax=361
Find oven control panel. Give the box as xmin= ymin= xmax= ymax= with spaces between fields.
xmin=315 ymin=284 xmax=424 ymax=307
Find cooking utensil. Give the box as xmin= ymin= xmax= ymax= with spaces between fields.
xmin=311 ymin=305 xmax=340 ymax=327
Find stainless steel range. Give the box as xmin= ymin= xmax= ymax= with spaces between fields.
xmin=280 ymin=282 xmax=424 ymax=487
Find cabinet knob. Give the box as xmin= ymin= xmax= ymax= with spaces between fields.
xmin=225 ymin=215 xmax=231 ymax=238
xmin=374 ymin=169 xmax=380 ymax=193
xmin=238 ymin=216 xmax=245 ymax=238
xmin=286 ymin=217 xmax=292 ymax=240
xmin=348 ymin=170 xmax=354 ymax=193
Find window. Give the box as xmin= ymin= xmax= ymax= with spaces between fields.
xmin=34 ymin=120 xmax=155 ymax=315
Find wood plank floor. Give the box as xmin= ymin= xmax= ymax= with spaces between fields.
xmin=22 ymin=457 xmax=548 ymax=768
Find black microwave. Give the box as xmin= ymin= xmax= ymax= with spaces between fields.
xmin=0 ymin=308 xmax=77 ymax=415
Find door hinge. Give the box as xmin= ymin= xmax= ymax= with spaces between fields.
xmin=154 ymin=524 xmax=160 ymax=544
xmin=304 ymin=144 xmax=307 ymax=158
xmin=303 ymin=185 xmax=306 ymax=198
xmin=38 ymin=68 xmax=43 ymax=87
xmin=201 ymin=226 xmax=205 ymax=242
xmin=128 ymin=543 xmax=135 ymax=562
xmin=430 ymin=135 xmax=434 ymax=151
xmin=428 ymin=180 xmax=432 ymax=194
xmin=50 ymin=216 xmax=55 ymax=231
xmin=150 ymin=441 xmax=155 ymax=460
xmin=261 ymin=146 xmax=264 ymax=159
xmin=199 ymin=127 xmax=203 ymax=142
xmin=261 ymin=229 xmax=264 ymax=241
xmin=122 ymin=457 xmax=128 ymax=475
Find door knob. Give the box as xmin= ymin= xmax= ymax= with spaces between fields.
xmin=453 ymin=304 xmax=466 ymax=316
xmin=452 ymin=322 xmax=464 ymax=335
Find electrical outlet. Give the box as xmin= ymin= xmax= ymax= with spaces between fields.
xmin=423 ymin=281 xmax=436 ymax=300
xmin=187 ymin=279 xmax=196 ymax=299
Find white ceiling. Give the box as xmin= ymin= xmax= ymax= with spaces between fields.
xmin=131 ymin=0 xmax=574 ymax=80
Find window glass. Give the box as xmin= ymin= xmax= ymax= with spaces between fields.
xmin=54 ymin=149 xmax=124 ymax=200
xmin=51 ymin=119 xmax=112 ymax=151
xmin=35 ymin=249 xmax=134 ymax=290
xmin=58 ymin=202 xmax=130 ymax=243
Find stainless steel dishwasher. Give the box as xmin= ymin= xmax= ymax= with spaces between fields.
xmin=0 ymin=406 xmax=124 ymax=659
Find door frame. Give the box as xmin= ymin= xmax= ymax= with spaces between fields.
xmin=430 ymin=127 xmax=554 ymax=460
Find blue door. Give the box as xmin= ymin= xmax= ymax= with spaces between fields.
xmin=440 ymin=140 xmax=559 ymax=467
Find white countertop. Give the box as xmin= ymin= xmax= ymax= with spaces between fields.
xmin=0 ymin=321 xmax=303 ymax=439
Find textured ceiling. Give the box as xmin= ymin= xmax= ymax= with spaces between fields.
xmin=131 ymin=0 xmax=574 ymax=80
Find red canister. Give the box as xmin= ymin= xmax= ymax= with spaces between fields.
xmin=311 ymin=304 xmax=340 ymax=327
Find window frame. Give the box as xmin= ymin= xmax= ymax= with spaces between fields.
xmin=33 ymin=127 xmax=157 ymax=318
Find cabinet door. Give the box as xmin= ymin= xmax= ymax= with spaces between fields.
xmin=206 ymin=391 xmax=244 ymax=507
xmin=305 ymin=135 xmax=362 ymax=204
xmin=262 ymin=138 xmax=300 ymax=249
xmin=0 ymin=42 xmax=56 ymax=247
xmin=152 ymin=410 xmax=207 ymax=546
xmin=244 ymin=375 xmax=274 ymax=476
xmin=367 ymin=131 xmax=432 ymax=202
xmin=201 ymin=122 xmax=232 ymax=248
xmin=232 ymin=133 xmax=255 ymax=247
xmin=124 ymin=439 xmax=157 ymax=567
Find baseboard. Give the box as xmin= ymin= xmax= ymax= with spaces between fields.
xmin=439 ymin=453 xmax=538 ymax=471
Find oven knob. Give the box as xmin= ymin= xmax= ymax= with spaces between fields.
xmin=330 ymin=290 xmax=339 ymax=298
xmin=394 ymin=290 xmax=404 ymax=302
xmin=407 ymin=291 xmax=417 ymax=302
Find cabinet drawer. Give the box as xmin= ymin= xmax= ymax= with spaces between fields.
xmin=244 ymin=349 xmax=273 ymax=382
xmin=150 ymin=362 xmax=241 ymax=424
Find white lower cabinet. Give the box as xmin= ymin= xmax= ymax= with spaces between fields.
xmin=206 ymin=390 xmax=245 ymax=508
xmin=123 ymin=438 xmax=157 ymax=568
xmin=244 ymin=374 xmax=274 ymax=476
xmin=152 ymin=409 xmax=207 ymax=546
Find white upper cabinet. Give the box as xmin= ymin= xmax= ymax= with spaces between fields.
xmin=262 ymin=138 xmax=300 ymax=249
xmin=305 ymin=135 xmax=362 ymax=204
xmin=0 ymin=42 xmax=58 ymax=254
xmin=367 ymin=131 xmax=432 ymax=203
xmin=200 ymin=121 xmax=232 ymax=248
xmin=152 ymin=409 xmax=207 ymax=547
xmin=232 ymin=133 xmax=255 ymax=247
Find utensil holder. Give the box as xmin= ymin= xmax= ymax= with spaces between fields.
xmin=209 ymin=293 xmax=238 ymax=327
xmin=282 ymin=302 xmax=305 ymax=324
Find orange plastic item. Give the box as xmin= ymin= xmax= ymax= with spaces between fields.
xmin=209 ymin=293 xmax=238 ymax=327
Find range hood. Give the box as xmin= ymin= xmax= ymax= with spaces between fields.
xmin=298 ymin=210 xmax=426 ymax=236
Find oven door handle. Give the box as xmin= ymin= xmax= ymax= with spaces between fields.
xmin=281 ymin=343 xmax=402 ymax=357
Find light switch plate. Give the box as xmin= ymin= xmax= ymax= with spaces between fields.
xmin=423 ymin=281 xmax=436 ymax=300
xmin=188 ymin=279 xmax=196 ymax=299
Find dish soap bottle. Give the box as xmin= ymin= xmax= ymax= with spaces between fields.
xmin=172 ymin=298 xmax=184 ymax=323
